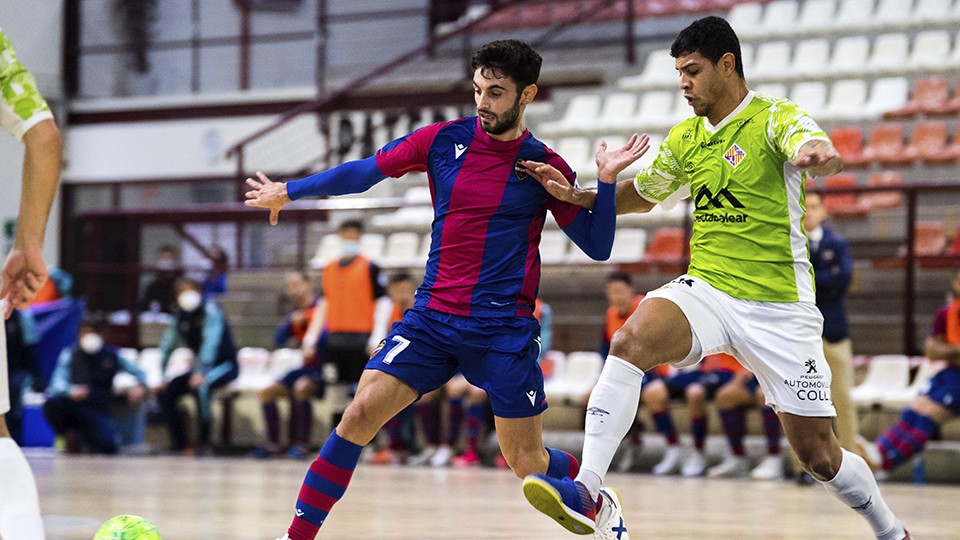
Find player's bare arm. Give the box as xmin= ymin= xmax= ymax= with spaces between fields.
xmin=794 ymin=139 xmax=843 ymax=178
xmin=245 ymin=171 xmax=292 ymax=226
xmin=924 ymin=335 xmax=960 ymax=364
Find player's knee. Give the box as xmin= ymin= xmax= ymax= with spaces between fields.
xmin=337 ymin=399 xmax=380 ymax=445
xmin=795 ymin=445 xmax=841 ymax=480
xmin=292 ymin=379 xmax=314 ymax=400
xmin=685 ymin=384 xmax=706 ymax=402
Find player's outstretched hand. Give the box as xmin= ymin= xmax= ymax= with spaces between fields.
xmin=521 ymin=160 xmax=591 ymax=207
xmin=794 ymin=140 xmax=843 ymax=177
xmin=245 ymin=171 xmax=291 ymax=226
xmin=595 ymin=133 xmax=650 ymax=183
xmin=0 ymin=245 xmax=49 ymax=318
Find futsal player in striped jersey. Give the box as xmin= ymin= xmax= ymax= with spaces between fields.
xmin=246 ymin=39 xmax=650 ymax=540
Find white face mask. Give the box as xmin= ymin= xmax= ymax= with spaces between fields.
xmin=340 ymin=240 xmax=361 ymax=258
xmin=79 ymin=333 xmax=104 ymax=355
xmin=178 ymin=290 xmax=203 ymax=312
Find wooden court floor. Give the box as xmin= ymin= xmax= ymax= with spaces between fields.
xmin=28 ymin=452 xmax=956 ymax=539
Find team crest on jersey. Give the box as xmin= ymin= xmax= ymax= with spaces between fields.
xmin=723 ymin=143 xmax=746 ymax=168
xmin=514 ymin=159 xmax=529 ymax=180
xmin=370 ymin=339 xmax=386 ymax=359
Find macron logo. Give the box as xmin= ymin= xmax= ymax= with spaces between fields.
xmin=526 ymin=390 xmax=537 ymax=406
xmin=295 ymin=509 xmax=304 ymax=517
xmin=454 ymin=143 xmax=468 ymax=160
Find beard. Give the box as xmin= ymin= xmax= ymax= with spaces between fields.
xmin=479 ymin=96 xmax=522 ymax=135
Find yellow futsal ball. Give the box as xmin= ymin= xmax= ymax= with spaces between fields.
xmin=93 ymin=515 xmax=162 ymax=540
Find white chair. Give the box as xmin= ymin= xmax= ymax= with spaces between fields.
xmin=796 ymin=0 xmax=837 ymax=35
xmin=618 ymin=49 xmax=676 ymax=90
xmin=165 ymin=347 xmax=195 ymax=380
xmin=540 ymin=351 xmax=566 ymax=387
xmin=403 ymin=186 xmax=432 ymax=205
xmin=555 ymin=137 xmax=593 ymax=176
xmin=907 ymin=31 xmax=952 ymax=72
xmin=751 ymin=41 xmax=792 ymax=82
xmin=595 ymin=92 xmax=638 ymax=133
xmin=539 ymin=230 xmax=570 ymax=265
xmin=360 ymin=233 xmax=385 ymax=260
xmin=882 ymin=358 xmax=947 ymax=410
xmin=631 ymin=91 xmax=678 ymax=131
xmin=137 ymin=348 xmax=164 ymax=388
xmin=789 ymin=39 xmax=832 ymax=80
xmin=417 ymin=233 xmax=433 ymax=263
xmin=309 ymin=234 xmax=341 ymax=269
xmin=631 ymin=134 xmax=663 ymax=174
xmin=789 ymin=81 xmax=829 ymax=118
xmin=828 ymin=36 xmax=871 ymax=77
xmin=112 ymin=348 xmax=142 ymax=393
xmin=862 ymin=77 xmax=909 ymax=118
xmin=912 ymin=0 xmax=955 ymax=25
xmin=540 ymin=94 xmax=602 ymax=135
xmin=949 ymin=30 xmax=960 ymax=69
xmin=545 ymin=351 xmax=603 ymax=403
xmin=867 ymin=33 xmax=910 ymax=75
xmin=269 ymin=348 xmax=305 ymax=379
xmin=754 ymin=83 xmax=788 ymax=99
xmin=738 ymin=42 xmax=755 ymax=75
xmin=232 ymin=347 xmax=273 ymax=391
xmin=609 ymin=228 xmax=647 ymax=263
xmin=728 ymin=2 xmax=765 ymax=38
xmin=760 ymin=0 xmax=801 ymax=38
xmin=833 ymin=0 xmax=876 ymax=32
xmin=851 ymin=354 xmax=911 ymax=406
xmin=822 ymin=79 xmax=869 ymax=121
xmin=871 ymin=0 xmax=914 ymax=28
xmin=381 ymin=232 xmax=421 ymax=268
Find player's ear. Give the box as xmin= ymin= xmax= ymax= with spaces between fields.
xmin=521 ymin=83 xmax=538 ymax=105
xmin=720 ymin=52 xmax=736 ymax=77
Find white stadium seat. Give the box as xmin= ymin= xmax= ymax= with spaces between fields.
xmin=539 ymin=230 xmax=570 ymax=265
xmin=540 ymin=94 xmax=602 ymax=135
xmin=949 ymin=30 xmax=960 ymax=69
xmin=789 ymin=81 xmax=829 ymax=118
xmin=882 ymin=358 xmax=947 ymax=410
xmin=738 ymin=43 xmax=755 ymax=75
xmin=751 ymin=41 xmax=792 ymax=82
xmin=165 ymin=347 xmax=195 ymax=380
xmin=609 ymin=228 xmax=647 ymax=263
xmin=867 ymin=33 xmax=910 ymax=75
xmin=555 ymin=136 xmax=593 ymax=176
xmin=360 ymin=233 xmax=385 ymax=260
xmin=309 ymin=234 xmax=341 ymax=269
xmin=618 ymin=49 xmax=676 ymax=90
xmin=232 ymin=347 xmax=273 ymax=391
xmin=381 ymin=232 xmax=422 ymax=268
xmin=912 ymin=0 xmax=955 ymax=25
xmin=871 ymin=0 xmax=914 ymax=28
xmin=630 ymin=91 xmax=677 ymax=131
xmin=728 ymin=2 xmax=765 ymax=38
xmin=544 ymin=351 xmax=603 ymax=403
xmin=851 ymin=354 xmax=911 ymax=406
xmin=789 ymin=39 xmax=832 ymax=80
xmin=796 ymin=0 xmax=838 ymax=35
xmin=137 ymin=348 xmax=164 ymax=388
xmin=833 ymin=0 xmax=877 ymax=32
xmin=269 ymin=348 xmax=305 ymax=379
xmin=823 ymin=79 xmax=869 ymax=121
xmin=907 ymin=31 xmax=952 ymax=72
xmin=863 ymin=77 xmax=909 ymax=118
xmin=595 ymin=92 xmax=638 ymax=133
xmin=760 ymin=0 xmax=801 ymax=38
xmin=753 ymin=83 xmax=788 ymax=100
xmin=828 ymin=36 xmax=871 ymax=77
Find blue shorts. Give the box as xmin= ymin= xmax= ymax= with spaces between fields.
xmin=366 ymin=307 xmax=545 ymax=418
xmin=744 ymin=374 xmax=761 ymax=394
xmin=279 ymin=367 xmax=325 ymax=397
xmin=921 ymin=366 xmax=960 ymax=415
xmin=664 ymin=370 xmax=735 ymax=400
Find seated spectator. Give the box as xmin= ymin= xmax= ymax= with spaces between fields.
xmin=4 ymin=309 xmax=41 ymax=444
xmin=156 ymin=278 xmax=239 ymax=456
xmin=43 ymin=317 xmax=148 ymax=454
xmin=202 ymin=245 xmax=229 ymax=298
xmin=863 ymin=269 xmax=960 ymax=474
xmin=642 ymin=353 xmax=745 ymax=477
xmin=707 ymin=372 xmax=784 ymax=480
xmin=140 ymin=245 xmax=181 ymax=314
xmin=254 ymin=271 xmax=323 ymax=460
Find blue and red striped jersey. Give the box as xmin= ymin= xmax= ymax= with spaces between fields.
xmin=376 ymin=117 xmax=583 ymax=318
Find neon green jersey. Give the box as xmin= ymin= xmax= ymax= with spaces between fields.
xmin=0 ymin=28 xmax=52 ymax=142
xmin=634 ymin=91 xmax=829 ymax=303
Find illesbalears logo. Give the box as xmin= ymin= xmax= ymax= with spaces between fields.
xmin=694 ymin=186 xmax=744 ymax=210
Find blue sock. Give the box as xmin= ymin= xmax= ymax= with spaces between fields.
xmin=545 ymin=447 xmax=580 ymax=479
xmin=289 ymin=430 xmax=363 ymax=539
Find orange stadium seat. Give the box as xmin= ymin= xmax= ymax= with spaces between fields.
xmin=906 ymin=121 xmax=958 ymax=165
xmin=643 ymin=227 xmax=686 ymax=262
xmin=948 ymin=229 xmax=960 ymax=256
xmin=861 ymin=171 xmax=902 ymax=210
xmin=822 ymin=173 xmax=868 ymax=216
xmin=861 ymin=123 xmax=912 ymax=166
xmin=829 ymin=126 xmax=866 ymax=167
xmin=885 ymin=76 xmax=950 ymax=118
xmin=914 ymin=222 xmax=947 ymax=256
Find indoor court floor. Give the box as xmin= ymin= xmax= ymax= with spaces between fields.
xmin=29 ymin=452 xmax=955 ymax=539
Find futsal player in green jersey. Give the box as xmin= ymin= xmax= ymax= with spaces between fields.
xmin=0 ymin=27 xmax=62 ymax=540
xmin=521 ymin=16 xmax=909 ymax=540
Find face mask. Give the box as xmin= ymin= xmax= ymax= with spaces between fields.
xmin=340 ymin=240 xmax=361 ymax=258
xmin=178 ymin=290 xmax=203 ymax=312
xmin=79 ymin=333 xmax=104 ymax=355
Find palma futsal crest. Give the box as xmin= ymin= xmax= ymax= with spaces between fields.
xmin=723 ymin=143 xmax=746 ymax=168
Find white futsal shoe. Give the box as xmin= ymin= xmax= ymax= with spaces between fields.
xmin=275 ymin=534 xmax=289 ymax=540
xmin=430 ymin=444 xmax=454 ymax=467
xmin=680 ymin=450 xmax=707 ymax=477
xmin=594 ymin=487 xmax=630 ymax=540
xmin=707 ymin=455 xmax=750 ymax=478
xmin=750 ymin=455 xmax=785 ymax=481
xmin=651 ymin=445 xmax=682 ymax=475
xmin=407 ymin=445 xmax=437 ymax=467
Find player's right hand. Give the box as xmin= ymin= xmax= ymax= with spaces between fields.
xmin=245 ymin=171 xmax=291 ymax=226
xmin=595 ymin=133 xmax=650 ymax=183
xmin=521 ymin=160 xmax=593 ymax=208
xmin=1 ymin=245 xmax=49 ymax=318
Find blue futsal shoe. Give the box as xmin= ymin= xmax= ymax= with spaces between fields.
xmin=522 ymin=474 xmax=598 ymax=535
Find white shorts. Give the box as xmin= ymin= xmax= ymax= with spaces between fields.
xmin=0 ymin=319 xmax=9 ymax=414
xmin=643 ymin=275 xmax=835 ymax=418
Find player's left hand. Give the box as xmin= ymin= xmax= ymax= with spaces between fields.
xmin=245 ymin=171 xmax=291 ymax=226
xmin=794 ymin=140 xmax=842 ymax=176
xmin=595 ymin=133 xmax=650 ymax=183
xmin=521 ymin=161 xmax=594 ymax=208
xmin=1 ymin=245 xmax=49 ymax=318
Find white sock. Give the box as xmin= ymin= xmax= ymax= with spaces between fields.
xmin=575 ymin=356 xmax=644 ymax=499
xmin=0 ymin=438 xmax=45 ymax=540
xmin=821 ymin=449 xmax=904 ymax=540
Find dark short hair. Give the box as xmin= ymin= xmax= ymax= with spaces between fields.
xmin=175 ymin=277 xmax=202 ymax=291
xmin=606 ymin=271 xmax=633 ymax=286
xmin=389 ymin=272 xmax=414 ymax=286
xmin=339 ymin=220 xmax=364 ymax=234
xmin=470 ymin=40 xmax=542 ymax=89
xmin=79 ymin=312 xmax=106 ymax=333
xmin=671 ymin=16 xmax=744 ymax=78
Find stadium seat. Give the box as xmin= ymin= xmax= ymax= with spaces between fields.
xmin=789 ymin=39 xmax=832 ymax=80
xmin=912 ymin=221 xmax=948 ymax=256
xmin=540 ymin=94 xmax=602 ymax=135
xmin=112 ymin=348 xmax=142 ymax=393
xmin=861 ymin=171 xmax=903 ymax=210
xmin=754 ymin=83 xmax=788 ymax=99
xmin=727 ymin=2 xmax=764 ymax=38
xmin=381 ymin=232 xmax=422 ymax=268
xmin=833 ymin=0 xmax=876 ymax=32
xmin=309 ymin=234 xmax=340 ymax=269
xmin=760 ymin=0 xmax=801 ymax=38
xmin=822 ymin=173 xmax=868 ymax=216
xmin=417 ymin=233 xmax=432 ymax=262
xmin=949 ymin=30 xmax=960 ymax=70
xmin=866 ymin=33 xmax=910 ymax=75
xmin=643 ymin=227 xmax=686 ymax=262
xmin=751 ymin=41 xmax=792 ymax=81
xmin=630 ymin=90 xmax=679 ymax=131
xmin=912 ymin=0 xmax=956 ymax=25
xmin=618 ymin=49 xmax=676 ymax=90
xmin=862 ymin=77 xmax=909 ymax=118
xmin=608 ymin=228 xmax=647 ymax=263
xmin=851 ymin=354 xmax=910 ymax=407
xmin=822 ymin=79 xmax=868 ymax=121
xmin=232 ymin=347 xmax=273 ymax=391
xmin=789 ymin=81 xmax=828 ymax=118
xmin=269 ymin=348 xmax=304 ymax=379
xmin=738 ymin=42 xmax=755 ymax=75
xmin=871 ymin=0 xmax=913 ymax=28
xmin=907 ymin=31 xmax=952 ymax=72
xmin=885 ymin=76 xmax=950 ymax=118
xmin=539 ymin=230 xmax=570 ymax=265
xmin=137 ymin=348 xmax=164 ymax=388
xmin=540 ymin=350 xmax=566 ymax=386
xmin=796 ymin=0 xmax=838 ymax=35
xmin=544 ymin=351 xmax=603 ymax=404
xmin=595 ymin=92 xmax=638 ymax=133
xmin=905 ymin=120 xmax=956 ymax=164
xmin=882 ymin=358 xmax=947 ymax=410
xmin=555 ymin=136 xmax=593 ymax=176
xmin=360 ymin=233 xmax=385 ymax=260
xmin=828 ymin=126 xmax=866 ymax=167
xmin=828 ymin=35 xmax=871 ymax=77
xmin=861 ymin=122 xmax=911 ymax=166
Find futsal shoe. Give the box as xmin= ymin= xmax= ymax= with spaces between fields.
xmin=285 ymin=444 xmax=311 ymax=461
xmin=750 ymin=455 xmax=784 ymax=481
xmin=594 ymin=487 xmax=629 ymax=540
xmin=522 ymin=474 xmax=598 ymax=535
xmin=407 ymin=445 xmax=437 ymax=466
xmin=614 ymin=444 xmax=640 ymax=473
xmin=452 ymin=449 xmax=481 ymax=467
xmin=680 ymin=450 xmax=706 ymax=477
xmin=857 ymin=435 xmax=884 ymax=473
xmin=651 ymin=446 xmax=682 ymax=475
xmin=430 ymin=444 xmax=454 ymax=467
xmin=274 ymin=534 xmax=289 ymax=540
xmin=707 ymin=455 xmax=749 ymax=478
